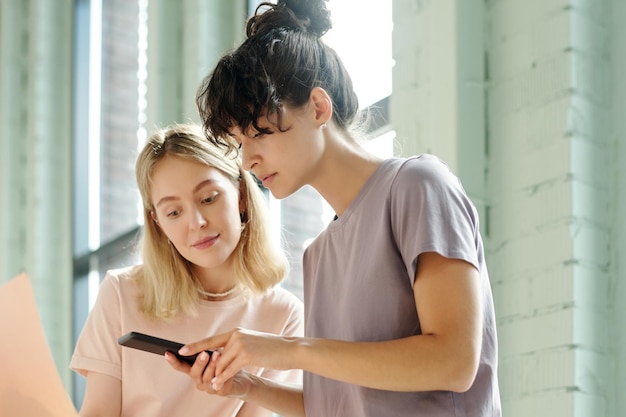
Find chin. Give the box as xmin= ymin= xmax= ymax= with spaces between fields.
xmin=189 ymin=255 xmax=227 ymax=270
xmin=269 ymin=184 xmax=301 ymax=200
xmin=269 ymin=189 xmax=285 ymax=199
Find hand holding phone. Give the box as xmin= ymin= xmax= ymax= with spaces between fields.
xmin=118 ymin=331 xmax=212 ymax=365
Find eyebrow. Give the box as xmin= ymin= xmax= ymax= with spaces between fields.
xmin=154 ymin=179 xmax=217 ymax=208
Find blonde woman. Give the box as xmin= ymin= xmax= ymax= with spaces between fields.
xmin=71 ymin=123 xmax=303 ymax=417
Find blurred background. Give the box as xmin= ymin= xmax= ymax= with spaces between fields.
xmin=1 ymin=0 xmax=625 ymax=415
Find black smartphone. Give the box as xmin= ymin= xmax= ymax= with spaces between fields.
xmin=118 ymin=331 xmax=211 ymax=365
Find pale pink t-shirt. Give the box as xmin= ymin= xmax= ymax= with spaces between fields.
xmin=71 ymin=265 xmax=303 ymax=417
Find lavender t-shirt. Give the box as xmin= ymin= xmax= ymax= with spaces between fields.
xmin=302 ymin=155 xmax=501 ymax=417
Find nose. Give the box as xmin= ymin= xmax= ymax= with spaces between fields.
xmin=190 ymin=208 xmax=207 ymax=230
xmin=240 ymin=141 xmax=259 ymax=172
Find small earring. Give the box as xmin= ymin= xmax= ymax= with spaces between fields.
xmin=320 ymin=123 xmax=327 ymax=130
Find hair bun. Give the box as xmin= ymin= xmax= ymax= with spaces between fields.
xmin=247 ymin=0 xmax=332 ymax=38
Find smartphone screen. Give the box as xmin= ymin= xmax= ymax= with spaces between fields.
xmin=118 ymin=331 xmax=210 ymax=365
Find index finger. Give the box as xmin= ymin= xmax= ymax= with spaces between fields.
xmin=179 ymin=331 xmax=233 ymax=355
xmin=165 ymin=351 xmax=191 ymax=373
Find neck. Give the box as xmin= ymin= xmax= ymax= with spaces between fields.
xmin=191 ymin=264 xmax=239 ymax=300
xmin=312 ymin=144 xmax=382 ymax=217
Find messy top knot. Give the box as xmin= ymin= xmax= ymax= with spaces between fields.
xmin=246 ymin=0 xmax=332 ymax=39
xmin=197 ymin=0 xmax=360 ymax=152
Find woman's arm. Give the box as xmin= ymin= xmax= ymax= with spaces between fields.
xmin=78 ymin=372 xmax=122 ymax=417
xmin=177 ymin=252 xmax=483 ymax=393
xmin=166 ymin=351 xmax=305 ymax=417
xmin=284 ymin=252 xmax=483 ymax=392
xmin=235 ymin=374 xmax=304 ymax=417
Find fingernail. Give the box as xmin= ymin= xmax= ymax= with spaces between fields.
xmin=179 ymin=347 xmax=189 ymax=354
xmin=199 ymin=351 xmax=209 ymax=361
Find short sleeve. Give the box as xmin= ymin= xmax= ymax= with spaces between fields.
xmin=390 ymin=155 xmax=481 ymax=285
xmin=70 ymin=272 xmax=123 ymax=379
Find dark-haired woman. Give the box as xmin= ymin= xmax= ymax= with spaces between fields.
xmin=167 ymin=1 xmax=502 ymax=416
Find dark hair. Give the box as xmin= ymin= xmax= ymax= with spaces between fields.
xmin=196 ymin=0 xmax=360 ymax=152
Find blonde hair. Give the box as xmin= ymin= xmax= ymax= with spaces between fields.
xmin=135 ymin=123 xmax=289 ymax=320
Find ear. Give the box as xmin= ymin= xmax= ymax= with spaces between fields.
xmin=309 ymin=87 xmax=333 ymax=127
xmin=150 ymin=211 xmax=159 ymax=226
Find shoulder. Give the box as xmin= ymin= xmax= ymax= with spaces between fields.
xmin=255 ymin=286 xmax=303 ymax=312
xmin=393 ymin=154 xmax=459 ymax=186
xmin=384 ymin=155 xmax=466 ymax=203
xmin=105 ymin=264 xmax=141 ymax=279
xmin=368 ymin=155 xmax=457 ymax=195
xmin=98 ymin=265 xmax=143 ymax=297
xmin=387 ymin=154 xmax=475 ymax=222
xmin=242 ymin=287 xmax=303 ymax=336
xmin=267 ymin=285 xmax=303 ymax=306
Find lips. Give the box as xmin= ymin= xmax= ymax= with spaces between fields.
xmin=192 ymin=235 xmax=218 ymax=249
xmin=260 ymin=173 xmax=276 ymax=188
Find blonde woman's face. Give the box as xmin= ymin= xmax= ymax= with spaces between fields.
xmin=150 ymin=155 xmax=243 ymax=277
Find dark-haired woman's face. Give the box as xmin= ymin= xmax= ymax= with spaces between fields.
xmin=229 ymin=104 xmax=326 ymax=199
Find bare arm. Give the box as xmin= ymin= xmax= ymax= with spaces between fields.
xmin=166 ymin=350 xmax=305 ymax=417
xmin=286 ymin=252 xmax=483 ymax=392
xmin=237 ymin=374 xmax=304 ymax=417
xmin=78 ymin=372 xmax=122 ymax=417
xmin=178 ymin=252 xmax=483 ymax=393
